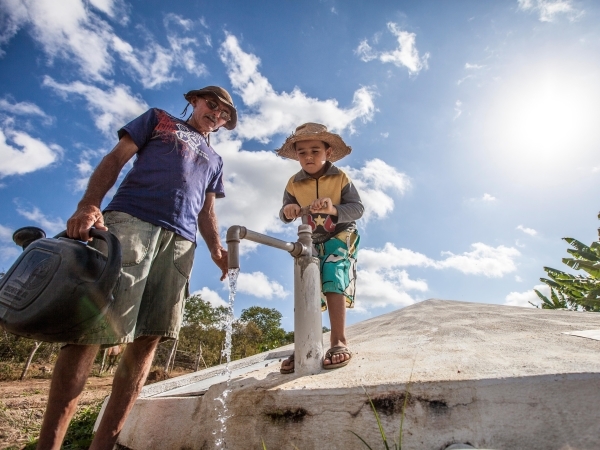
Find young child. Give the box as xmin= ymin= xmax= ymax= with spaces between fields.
xmin=276 ymin=122 xmax=364 ymax=373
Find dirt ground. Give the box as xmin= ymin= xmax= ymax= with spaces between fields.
xmin=0 ymin=374 xmax=113 ymax=449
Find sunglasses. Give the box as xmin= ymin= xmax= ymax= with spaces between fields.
xmin=204 ymin=98 xmax=231 ymax=122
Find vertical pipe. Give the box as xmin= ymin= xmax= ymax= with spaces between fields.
xmin=293 ymin=224 xmax=323 ymax=375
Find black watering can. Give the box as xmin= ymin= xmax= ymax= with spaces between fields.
xmin=0 ymin=227 xmax=121 ymax=342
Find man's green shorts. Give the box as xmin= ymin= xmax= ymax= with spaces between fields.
xmin=72 ymin=211 xmax=195 ymax=346
xmin=315 ymin=230 xmax=360 ymax=311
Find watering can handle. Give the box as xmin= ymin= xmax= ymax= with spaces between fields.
xmin=53 ymin=229 xmax=122 ymax=286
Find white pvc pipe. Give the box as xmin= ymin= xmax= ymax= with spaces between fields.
xmin=293 ymin=224 xmax=323 ymax=375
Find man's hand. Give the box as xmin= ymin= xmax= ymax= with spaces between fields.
xmin=310 ymin=197 xmax=337 ymax=216
xmin=211 ymin=247 xmax=229 ymax=281
xmin=66 ymin=204 xmax=108 ymax=241
xmin=283 ymin=204 xmax=301 ymax=220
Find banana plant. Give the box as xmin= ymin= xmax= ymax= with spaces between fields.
xmin=535 ymin=234 xmax=600 ymax=311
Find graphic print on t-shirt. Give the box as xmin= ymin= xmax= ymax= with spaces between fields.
xmin=153 ymin=110 xmax=210 ymax=161
xmin=307 ymin=214 xmax=337 ymax=234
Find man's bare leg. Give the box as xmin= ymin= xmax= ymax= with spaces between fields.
xmin=323 ymin=293 xmax=351 ymax=366
xmin=90 ymin=336 xmax=160 ymax=450
xmin=37 ymin=344 xmax=100 ymax=450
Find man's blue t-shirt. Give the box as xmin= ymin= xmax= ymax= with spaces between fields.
xmin=105 ymin=108 xmax=225 ymax=242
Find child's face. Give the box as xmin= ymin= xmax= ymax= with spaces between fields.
xmin=295 ymin=139 xmax=332 ymax=176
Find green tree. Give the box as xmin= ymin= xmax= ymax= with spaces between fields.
xmin=176 ymin=294 xmax=229 ymax=368
xmin=239 ymin=306 xmax=293 ymax=352
xmin=231 ymin=321 xmax=263 ymax=359
xmin=183 ymin=294 xmax=228 ymax=327
xmin=535 ymin=234 xmax=600 ymax=311
xmin=168 ymin=296 xmax=295 ymax=371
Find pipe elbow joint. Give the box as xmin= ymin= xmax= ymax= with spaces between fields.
xmin=226 ymin=226 xmax=247 ymax=270
xmin=289 ymin=242 xmax=306 ymax=258
xmin=226 ymin=225 xmax=247 ymax=243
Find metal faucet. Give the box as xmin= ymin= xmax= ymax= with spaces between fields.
xmin=225 ymin=207 xmax=323 ymax=375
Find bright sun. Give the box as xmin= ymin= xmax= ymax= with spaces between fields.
xmin=484 ymin=64 xmax=600 ymax=173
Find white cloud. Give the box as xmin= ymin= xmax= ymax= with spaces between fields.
xmin=76 ymin=158 xmax=94 ymax=191
xmin=16 ymin=206 xmax=65 ymax=235
xmin=0 ymin=245 xmax=19 ymax=266
xmin=0 ymin=223 xmax=18 ymax=265
xmin=164 ymin=13 xmax=195 ymax=32
xmin=360 ymin=243 xmax=436 ymax=271
xmin=356 ymin=241 xmax=521 ymax=308
xmin=88 ymin=0 xmax=129 ymax=23
xmin=356 ymin=40 xmax=377 ymax=62
xmin=465 ymin=63 xmax=485 ymax=70
xmin=234 ymin=271 xmax=288 ymax=299
xmin=355 ymin=22 xmax=429 ymax=75
xmin=212 ymin=133 xmax=297 ymax=239
xmin=517 ymin=0 xmax=584 ymax=22
xmin=43 ymin=77 xmax=148 ymax=137
xmin=469 ymin=193 xmax=496 ymax=202
xmin=454 ymin=100 xmax=463 ymax=120
xmin=437 ymin=243 xmax=520 ymax=277
xmin=342 ymin=159 xmax=411 ymax=223
xmin=219 ymin=33 xmax=376 ymax=143
xmin=505 ymin=284 xmax=549 ymax=307
xmin=72 ymin=147 xmax=111 ymax=192
xmin=356 ymin=268 xmax=425 ymax=309
xmin=457 ymin=75 xmax=474 ymax=86
xmin=211 ymin=34 xmax=390 ymax=239
xmin=191 ymin=287 xmax=228 ymax=308
xmin=0 ymin=0 xmax=204 ymax=86
xmin=111 ymin=15 xmax=206 ymax=88
xmin=0 ymin=124 xmax=62 ymax=178
xmin=0 ymin=224 xmax=13 ymax=241
xmin=515 ymin=275 xmax=523 ymax=282
xmin=0 ymin=0 xmax=116 ymax=80
xmin=362 ymin=242 xmax=519 ymax=277
xmin=0 ymin=98 xmax=52 ymax=123
xmin=516 ymin=224 xmax=537 ymax=236
xmin=0 ymin=0 xmax=26 ymax=56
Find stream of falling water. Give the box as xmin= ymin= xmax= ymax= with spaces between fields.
xmin=214 ymin=267 xmax=239 ymax=448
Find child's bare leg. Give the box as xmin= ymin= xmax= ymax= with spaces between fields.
xmin=324 ymin=293 xmax=351 ymax=366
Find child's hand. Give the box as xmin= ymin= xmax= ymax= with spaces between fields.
xmin=283 ymin=204 xmax=301 ymax=220
xmin=310 ymin=198 xmax=337 ymax=216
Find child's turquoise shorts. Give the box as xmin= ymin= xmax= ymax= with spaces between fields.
xmin=315 ymin=230 xmax=360 ymax=311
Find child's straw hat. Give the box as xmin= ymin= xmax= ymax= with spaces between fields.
xmin=276 ymin=123 xmax=352 ymax=162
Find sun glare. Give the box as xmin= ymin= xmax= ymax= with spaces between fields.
xmin=484 ymin=64 xmax=600 ymax=172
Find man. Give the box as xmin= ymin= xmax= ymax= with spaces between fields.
xmin=37 ymin=86 xmax=237 ymax=450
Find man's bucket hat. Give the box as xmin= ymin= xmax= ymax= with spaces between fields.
xmin=183 ymin=86 xmax=237 ymax=130
xmin=276 ymin=123 xmax=352 ymax=162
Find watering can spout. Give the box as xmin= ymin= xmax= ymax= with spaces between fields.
xmin=13 ymin=226 xmax=46 ymax=250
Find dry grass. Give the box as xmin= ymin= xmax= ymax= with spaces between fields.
xmin=0 ymin=376 xmax=113 ymax=449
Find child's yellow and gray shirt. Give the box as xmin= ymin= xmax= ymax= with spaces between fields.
xmin=279 ymin=162 xmax=364 ymax=244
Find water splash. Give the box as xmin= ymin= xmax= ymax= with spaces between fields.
xmin=214 ymin=267 xmax=239 ymax=448
xmin=222 ymin=268 xmax=239 ymax=377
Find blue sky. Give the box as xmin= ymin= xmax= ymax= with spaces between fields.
xmin=1 ymin=0 xmax=600 ymax=331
